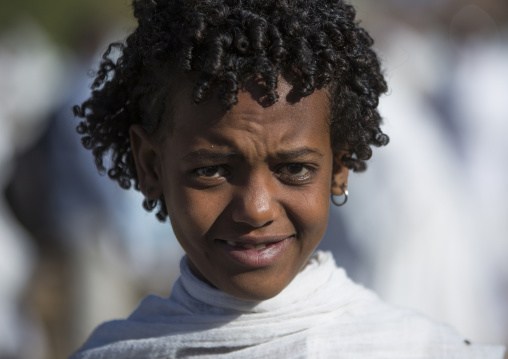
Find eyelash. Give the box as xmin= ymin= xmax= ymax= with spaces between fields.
xmin=192 ymin=163 xmax=316 ymax=184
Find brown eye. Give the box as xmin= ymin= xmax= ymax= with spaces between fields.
xmin=277 ymin=163 xmax=314 ymax=184
xmin=285 ymin=164 xmax=307 ymax=175
xmin=195 ymin=165 xmax=228 ymax=178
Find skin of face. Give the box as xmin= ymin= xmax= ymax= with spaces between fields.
xmin=130 ymin=78 xmax=349 ymax=301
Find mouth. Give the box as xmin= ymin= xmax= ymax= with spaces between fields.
xmin=224 ymin=241 xmax=269 ymax=251
xmin=215 ymin=235 xmax=295 ymax=267
xmin=219 ymin=234 xmax=294 ymax=250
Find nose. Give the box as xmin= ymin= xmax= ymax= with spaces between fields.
xmin=231 ymin=172 xmax=281 ymax=228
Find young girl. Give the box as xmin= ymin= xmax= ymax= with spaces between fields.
xmin=70 ymin=0 xmax=506 ymax=357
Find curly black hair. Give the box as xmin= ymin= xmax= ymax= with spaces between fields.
xmin=74 ymin=0 xmax=389 ymax=221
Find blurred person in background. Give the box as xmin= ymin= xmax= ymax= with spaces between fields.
xmin=324 ymin=0 xmax=508 ymax=348
xmin=0 ymin=21 xmax=66 ymax=359
xmin=2 ymin=3 xmax=183 ymax=359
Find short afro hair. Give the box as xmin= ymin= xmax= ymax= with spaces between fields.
xmin=74 ymin=0 xmax=389 ymax=221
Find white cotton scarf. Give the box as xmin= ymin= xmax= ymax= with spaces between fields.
xmin=70 ymin=251 xmax=505 ymax=359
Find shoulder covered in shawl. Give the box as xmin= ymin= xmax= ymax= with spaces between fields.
xmin=69 ymin=252 xmax=506 ymax=359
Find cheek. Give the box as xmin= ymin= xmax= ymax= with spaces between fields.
xmin=285 ymin=180 xmax=331 ymax=238
xmin=166 ymin=186 xmax=227 ymax=239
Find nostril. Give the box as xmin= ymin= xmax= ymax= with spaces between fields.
xmin=231 ymin=197 xmax=279 ymax=227
xmin=230 ymin=177 xmax=281 ymax=227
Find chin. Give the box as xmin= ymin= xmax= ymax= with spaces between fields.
xmin=221 ymin=272 xmax=292 ymax=302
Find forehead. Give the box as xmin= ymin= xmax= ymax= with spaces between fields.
xmin=165 ymin=78 xmax=331 ymax=142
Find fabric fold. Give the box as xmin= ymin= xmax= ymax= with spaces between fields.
xmin=70 ymin=251 xmax=506 ymax=359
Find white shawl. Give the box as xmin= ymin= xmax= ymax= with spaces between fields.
xmin=70 ymin=251 xmax=505 ymax=359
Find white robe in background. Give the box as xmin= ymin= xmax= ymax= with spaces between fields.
xmin=70 ymin=251 xmax=505 ymax=359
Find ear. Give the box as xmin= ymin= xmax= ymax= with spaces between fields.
xmin=130 ymin=124 xmax=163 ymax=198
xmin=331 ymin=152 xmax=349 ymax=196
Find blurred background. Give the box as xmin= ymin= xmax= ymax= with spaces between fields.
xmin=0 ymin=0 xmax=507 ymax=358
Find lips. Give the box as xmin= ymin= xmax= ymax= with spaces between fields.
xmin=216 ymin=235 xmax=295 ymax=267
xmin=226 ymin=241 xmax=267 ymax=250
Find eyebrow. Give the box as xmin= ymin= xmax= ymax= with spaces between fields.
xmin=181 ymin=149 xmax=242 ymax=163
xmin=275 ymin=147 xmax=324 ymax=160
xmin=181 ymin=146 xmax=323 ymax=163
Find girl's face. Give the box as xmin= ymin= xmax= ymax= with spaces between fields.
xmin=131 ymin=79 xmax=348 ymax=301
